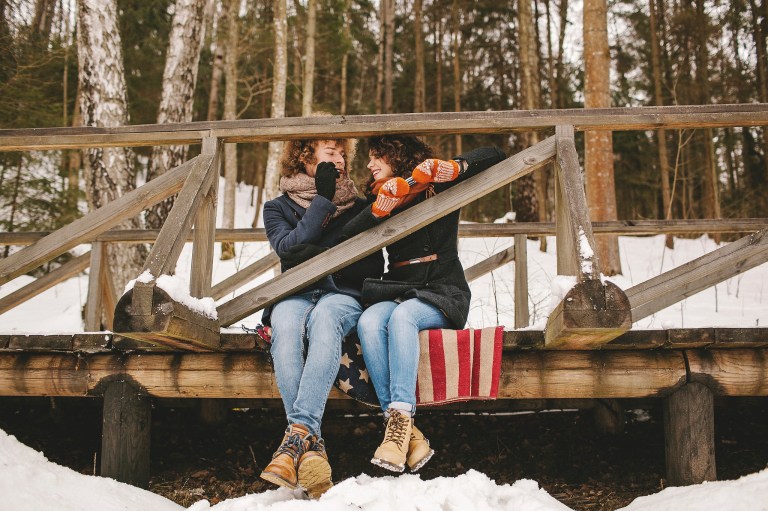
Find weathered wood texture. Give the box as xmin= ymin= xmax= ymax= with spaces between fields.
xmin=1 ymin=104 xmax=767 ymax=151
xmin=114 ymin=287 xmax=220 ymax=351
xmin=3 ymin=219 xmax=766 ymax=246
xmin=217 ymin=138 xmax=557 ymax=325
xmin=545 ymin=280 xmax=632 ymax=349
xmin=554 ymin=125 xmax=600 ymax=280
xmin=0 ymin=252 xmax=89 ymax=315
xmin=663 ymin=382 xmax=717 ymax=485
xmin=1 ymin=348 xmax=766 ymax=399
xmin=627 ymin=229 xmax=768 ymax=321
xmin=0 ymin=155 xmax=200 ymax=285
xmin=100 ymin=379 xmax=151 ymax=488
xmin=514 ymin=234 xmax=530 ymax=328
xmin=190 ymin=137 xmax=220 ymax=299
xmin=85 ymin=243 xmax=106 ymax=331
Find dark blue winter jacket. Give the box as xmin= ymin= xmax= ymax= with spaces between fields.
xmin=261 ymin=193 xmax=384 ymax=325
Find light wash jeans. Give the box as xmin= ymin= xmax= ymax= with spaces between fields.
xmin=269 ymin=290 xmax=362 ymax=436
xmin=357 ymin=298 xmax=450 ymax=414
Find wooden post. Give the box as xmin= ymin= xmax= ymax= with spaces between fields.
xmin=663 ymin=382 xmax=717 ymax=486
xmin=592 ymin=398 xmax=625 ymax=435
xmin=85 ymin=242 xmax=106 ymax=331
xmin=190 ymin=136 xmax=221 ymax=299
xmin=514 ymin=234 xmax=529 ymax=328
xmin=101 ymin=378 xmax=151 ymax=488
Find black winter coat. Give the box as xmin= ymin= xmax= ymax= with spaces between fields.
xmin=341 ymin=146 xmax=505 ymax=328
xmin=261 ymin=193 xmax=385 ymax=326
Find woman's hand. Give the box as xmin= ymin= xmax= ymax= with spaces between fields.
xmin=282 ymin=243 xmax=328 ymax=268
xmin=411 ymin=158 xmax=463 ymax=184
xmin=315 ymin=162 xmax=340 ymax=200
xmin=371 ymin=177 xmax=410 ymax=218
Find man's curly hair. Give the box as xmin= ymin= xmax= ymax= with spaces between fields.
xmin=279 ymin=138 xmax=356 ymax=177
xmin=364 ymin=135 xmax=435 ymax=195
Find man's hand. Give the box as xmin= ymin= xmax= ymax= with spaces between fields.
xmin=371 ymin=177 xmax=410 ymax=218
xmin=411 ymin=158 xmax=462 ymax=184
xmin=282 ymin=243 xmax=328 ymax=268
xmin=315 ymin=162 xmax=340 ymax=201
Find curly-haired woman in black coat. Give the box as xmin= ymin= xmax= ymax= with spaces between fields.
xmin=340 ymin=135 xmax=505 ymax=473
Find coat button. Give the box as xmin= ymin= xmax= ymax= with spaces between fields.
xmin=423 ymin=245 xmax=430 ymax=252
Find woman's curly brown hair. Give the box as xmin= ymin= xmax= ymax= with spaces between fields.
xmin=279 ymin=138 xmax=357 ymax=177
xmin=365 ymin=135 xmax=435 ymax=195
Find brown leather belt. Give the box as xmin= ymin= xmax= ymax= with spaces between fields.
xmin=390 ymin=254 xmax=438 ymax=269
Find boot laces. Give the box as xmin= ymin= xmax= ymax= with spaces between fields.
xmin=384 ymin=412 xmax=409 ymax=447
xmin=307 ymin=436 xmax=326 ymax=453
xmin=274 ymin=430 xmax=305 ymax=460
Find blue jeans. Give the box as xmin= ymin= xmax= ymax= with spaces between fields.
xmin=357 ymin=298 xmax=451 ymax=414
xmin=269 ymin=290 xmax=362 ymax=436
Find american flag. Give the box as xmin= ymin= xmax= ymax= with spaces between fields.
xmin=335 ymin=326 xmax=504 ymax=407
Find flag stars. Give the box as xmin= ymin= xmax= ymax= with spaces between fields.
xmin=359 ymin=368 xmax=369 ymax=382
xmin=337 ymin=378 xmax=353 ymax=393
xmin=340 ymin=353 xmax=353 ymax=368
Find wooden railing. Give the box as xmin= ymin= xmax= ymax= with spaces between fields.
xmin=1 ymin=104 xmax=768 ymax=489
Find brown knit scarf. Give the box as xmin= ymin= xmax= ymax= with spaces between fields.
xmin=280 ymin=171 xmax=360 ymax=218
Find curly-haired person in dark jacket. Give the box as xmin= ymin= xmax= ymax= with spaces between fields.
xmin=340 ymin=135 xmax=504 ymax=473
xmin=259 ymin=138 xmax=384 ymax=498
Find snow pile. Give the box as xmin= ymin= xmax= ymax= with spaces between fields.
xmin=617 ymin=469 xmax=768 ymax=511
xmin=0 ymin=429 xmax=183 ymax=511
xmin=191 ymin=470 xmax=572 ymax=511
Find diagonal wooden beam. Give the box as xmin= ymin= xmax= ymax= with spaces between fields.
xmin=0 ymin=155 xmax=201 ymax=286
xmin=211 ymin=252 xmax=281 ymax=300
xmin=0 ymin=252 xmax=90 ymax=316
xmin=463 ymin=246 xmax=515 ymax=283
xmin=217 ymin=137 xmax=557 ymax=325
xmin=627 ymin=228 xmax=768 ymax=321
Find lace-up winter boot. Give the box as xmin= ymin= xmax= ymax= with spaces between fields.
xmin=407 ymin=423 xmax=434 ymax=472
xmin=371 ymin=409 xmax=413 ymax=472
xmin=298 ymin=435 xmax=333 ymax=499
xmin=260 ymin=424 xmax=310 ymax=489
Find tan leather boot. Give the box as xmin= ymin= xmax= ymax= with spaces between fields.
xmin=407 ymin=423 xmax=434 ymax=472
xmin=298 ymin=435 xmax=333 ymax=499
xmin=260 ymin=424 xmax=309 ymax=489
xmin=371 ymin=409 xmax=412 ymax=472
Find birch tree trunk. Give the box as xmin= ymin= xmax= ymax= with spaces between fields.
xmin=375 ymin=0 xmax=385 ymax=114
xmin=413 ymin=0 xmax=425 ymax=113
xmin=221 ymin=0 xmax=238 ymax=260
xmin=584 ymin=0 xmax=621 ymax=275
xmin=748 ymin=0 xmax=768 ymax=184
xmin=76 ymin=0 xmax=145 ymax=293
xmin=207 ymin=0 xmax=227 ymax=122
xmin=302 ymin=0 xmax=316 ymax=116
xmin=264 ymin=0 xmax=288 ymax=200
xmin=516 ymin=0 xmax=544 ymax=233
xmin=146 ymin=0 xmax=208 ymax=229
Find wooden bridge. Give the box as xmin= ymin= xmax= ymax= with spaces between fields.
xmin=1 ymin=104 xmax=767 ymax=489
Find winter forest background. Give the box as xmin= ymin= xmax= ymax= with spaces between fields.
xmin=0 ymin=0 xmax=767 ymax=284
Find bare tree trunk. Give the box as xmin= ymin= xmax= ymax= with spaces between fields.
xmin=207 ymin=0 xmax=227 ymax=122
xmin=77 ymin=0 xmax=144 ymax=292
xmin=32 ymin=0 xmax=56 ymax=41
xmin=749 ymin=0 xmax=768 ymax=180
xmin=375 ymin=0 xmax=385 ymax=114
xmin=384 ymin=0 xmax=394 ymax=113
xmin=264 ymin=0 xmax=288 ymax=200
xmin=649 ymin=0 xmax=674 ymax=248
xmin=451 ymin=0 xmax=461 ymax=153
xmin=556 ymin=0 xmax=568 ymax=108
xmin=340 ymin=0 xmax=350 ymax=114
xmin=435 ymin=17 xmax=443 ymax=113
xmin=146 ymin=0 xmax=207 ymax=229
xmin=584 ymin=0 xmax=621 ymax=275
xmin=545 ymin=0 xmax=557 ymax=108
xmin=413 ymin=0 xmax=425 ymax=113
xmin=302 ymin=0 xmax=316 ymax=116
xmin=221 ymin=0 xmax=238 ymax=260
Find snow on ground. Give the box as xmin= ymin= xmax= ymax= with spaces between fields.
xmin=1 ymin=179 xmax=768 ymax=509
xmin=1 ymin=425 xmax=767 ymax=511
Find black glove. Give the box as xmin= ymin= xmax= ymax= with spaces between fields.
xmin=314 ymin=162 xmax=339 ymax=201
xmin=281 ymin=243 xmax=328 ymax=269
